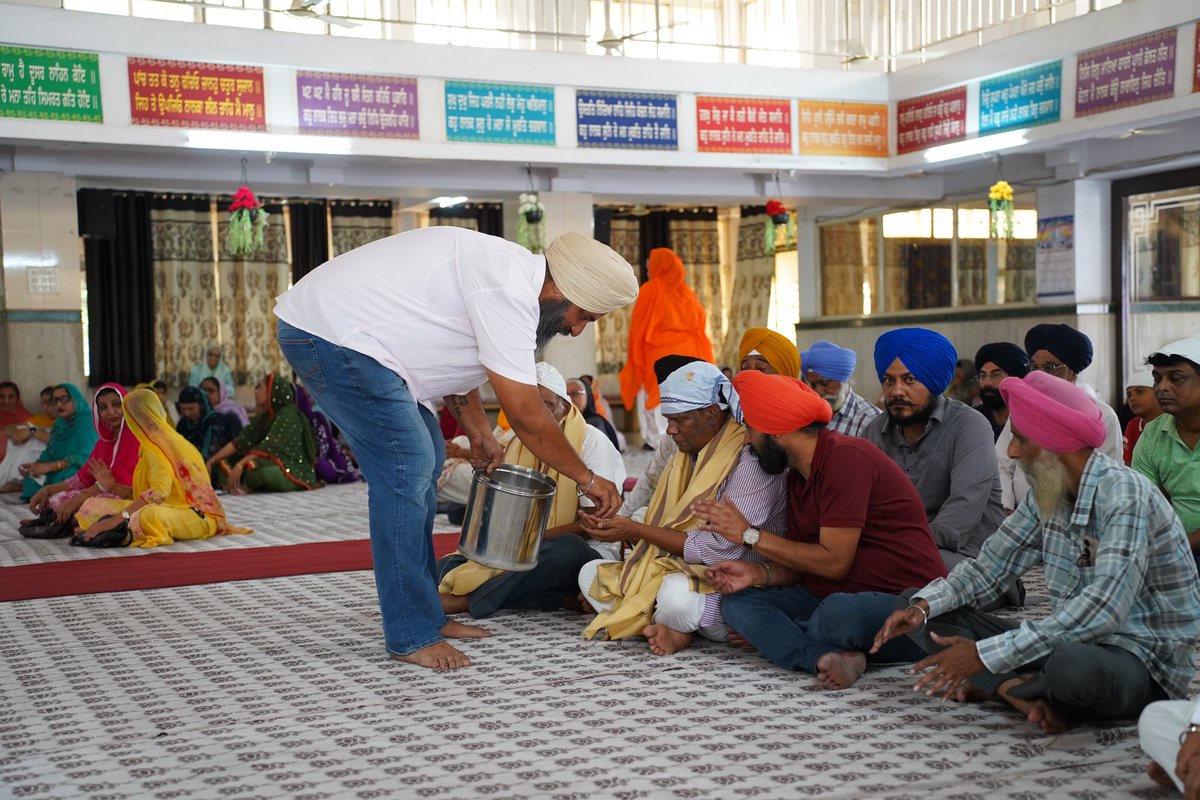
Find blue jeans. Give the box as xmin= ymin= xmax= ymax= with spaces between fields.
xmin=277 ymin=320 xmax=446 ymax=656
xmin=722 ymin=586 xmax=924 ymax=675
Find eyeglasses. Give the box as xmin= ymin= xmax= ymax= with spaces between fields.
xmin=51 ymin=395 xmax=71 ymax=405
xmin=568 ymin=390 xmax=588 ymax=396
xmin=1029 ymin=361 xmax=1069 ymax=375
xmin=976 ymin=368 xmax=1021 ymax=383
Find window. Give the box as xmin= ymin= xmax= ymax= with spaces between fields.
xmin=1126 ymin=186 xmax=1200 ymax=301
xmin=819 ymin=195 xmax=1036 ymax=316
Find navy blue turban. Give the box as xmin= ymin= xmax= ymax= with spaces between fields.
xmin=1024 ymin=324 xmax=1093 ymax=374
xmin=974 ymin=342 xmax=1030 ymax=379
xmin=874 ymin=327 xmax=958 ymax=395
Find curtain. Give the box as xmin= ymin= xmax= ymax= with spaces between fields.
xmin=217 ymin=200 xmax=291 ymax=386
xmin=428 ymin=202 xmax=504 ymax=236
xmin=593 ymin=216 xmax=642 ymax=376
xmin=668 ymin=212 xmax=724 ymax=363
xmin=80 ymin=190 xmax=156 ymax=386
xmin=151 ymin=195 xmax=217 ymax=388
xmin=331 ymin=200 xmax=393 ymax=256
xmin=724 ymin=210 xmax=777 ymax=368
xmin=289 ymin=200 xmax=329 ymax=285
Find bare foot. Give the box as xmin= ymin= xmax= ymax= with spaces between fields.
xmin=644 ymin=624 xmax=693 ymax=656
xmin=440 ymin=593 xmax=470 ymax=615
xmin=1147 ymin=760 xmax=1176 ymax=789
xmin=815 ymin=651 xmax=867 ymax=690
xmin=440 ymin=619 xmax=490 ymax=639
xmin=728 ymin=631 xmax=756 ymax=653
xmin=390 ymin=641 xmax=472 ymax=671
xmin=1025 ymin=698 xmax=1071 ymax=734
xmin=953 ymin=683 xmax=993 ymax=704
xmin=576 ymin=592 xmax=596 ymax=614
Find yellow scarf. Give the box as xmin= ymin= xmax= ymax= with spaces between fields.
xmin=583 ymin=416 xmax=745 ymax=640
xmin=439 ymin=405 xmax=587 ymax=596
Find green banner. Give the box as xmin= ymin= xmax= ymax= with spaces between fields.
xmin=0 ymin=45 xmax=102 ymax=122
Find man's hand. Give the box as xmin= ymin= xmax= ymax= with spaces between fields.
xmin=468 ymin=433 xmax=504 ymax=473
xmin=1177 ymin=724 xmax=1200 ymax=798
xmin=871 ymin=606 xmax=927 ymax=653
xmin=910 ymin=632 xmax=985 ymax=701
xmin=690 ymin=498 xmax=750 ymax=543
xmin=583 ymin=475 xmax=620 ymax=519
xmin=579 ymin=512 xmax=639 ymax=543
xmin=706 ymin=560 xmax=766 ymax=594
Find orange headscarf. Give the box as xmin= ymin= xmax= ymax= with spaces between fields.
xmin=619 ymin=248 xmax=714 ymax=411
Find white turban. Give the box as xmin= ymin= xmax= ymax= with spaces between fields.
xmin=545 ymin=232 xmax=639 ymax=315
xmin=535 ymin=361 xmax=570 ymax=403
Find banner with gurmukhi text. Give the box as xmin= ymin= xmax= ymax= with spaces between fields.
xmin=897 ymin=86 xmax=966 ymax=155
xmin=979 ymin=61 xmax=1061 ymax=134
xmin=445 ymin=81 xmax=555 ymax=145
xmin=297 ymin=72 xmax=417 ymax=138
xmin=696 ymin=96 xmax=790 ymax=154
xmin=576 ymin=89 xmax=677 ymax=150
xmin=797 ymin=100 xmax=887 ymax=157
xmin=0 ymin=46 xmax=101 ymax=122
xmin=1075 ymin=28 xmax=1175 ymax=117
xmin=129 ymin=57 xmax=265 ymax=130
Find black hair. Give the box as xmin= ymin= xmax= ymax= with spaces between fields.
xmin=0 ymin=381 xmax=18 ymax=394
xmin=1147 ymin=353 xmax=1200 ymax=374
xmin=800 ymin=421 xmax=828 ymax=434
xmin=40 ymin=386 xmax=54 ymax=398
xmin=152 ymin=380 xmax=168 ymax=392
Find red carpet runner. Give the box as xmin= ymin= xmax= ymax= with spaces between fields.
xmin=1 ymin=533 xmax=461 ymax=602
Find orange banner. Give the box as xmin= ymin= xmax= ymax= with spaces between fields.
xmin=797 ymin=100 xmax=888 ymax=157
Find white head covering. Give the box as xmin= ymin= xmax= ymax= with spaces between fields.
xmin=1150 ymin=335 xmax=1200 ymax=367
xmin=1125 ymin=370 xmax=1155 ymax=390
xmin=545 ymin=232 xmax=639 ymax=314
xmin=658 ymin=361 xmax=742 ymax=422
xmin=535 ymin=362 xmax=570 ymax=403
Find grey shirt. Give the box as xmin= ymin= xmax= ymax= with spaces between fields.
xmin=863 ymin=395 xmax=1004 ymax=557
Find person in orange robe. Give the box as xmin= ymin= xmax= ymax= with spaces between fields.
xmin=619 ymin=247 xmax=714 ymax=449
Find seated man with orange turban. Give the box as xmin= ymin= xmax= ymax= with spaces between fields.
xmin=578 ymin=361 xmax=787 ymax=656
xmin=696 ymin=371 xmax=947 ymax=689
xmin=737 ymin=328 xmax=800 ymax=378
xmin=620 ymin=248 xmax=714 ymax=450
xmin=436 ymin=362 xmax=625 ymax=620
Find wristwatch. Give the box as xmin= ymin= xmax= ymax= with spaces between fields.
xmin=741 ymin=527 xmax=761 ymax=548
xmin=121 ymin=510 xmax=131 ymax=521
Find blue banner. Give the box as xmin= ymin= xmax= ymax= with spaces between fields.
xmin=445 ymin=81 xmax=555 ymax=145
xmin=576 ymin=89 xmax=678 ymax=150
xmin=979 ymin=61 xmax=1062 ymax=134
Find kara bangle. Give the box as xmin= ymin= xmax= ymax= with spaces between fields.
xmin=907 ymin=603 xmax=929 ymax=633
xmin=576 ymin=470 xmax=596 ymax=498
xmin=1180 ymin=723 xmax=1200 ymax=745
xmin=756 ymin=562 xmax=773 ymax=587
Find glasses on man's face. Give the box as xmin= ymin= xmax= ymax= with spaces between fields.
xmin=1029 ymin=361 xmax=1069 ymax=375
xmin=568 ymin=390 xmax=587 ymax=397
xmin=51 ymin=395 xmax=71 ymax=405
xmin=976 ymin=368 xmax=1019 ymax=383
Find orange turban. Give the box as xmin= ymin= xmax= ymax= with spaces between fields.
xmin=733 ymin=370 xmax=832 ymax=435
xmin=737 ymin=328 xmax=800 ymax=378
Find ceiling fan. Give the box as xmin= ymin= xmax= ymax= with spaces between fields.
xmin=165 ymin=0 xmax=360 ymax=28
xmin=597 ymin=0 xmax=682 ymax=54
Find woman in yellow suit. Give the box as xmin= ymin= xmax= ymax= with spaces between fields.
xmin=73 ymin=388 xmax=249 ymax=548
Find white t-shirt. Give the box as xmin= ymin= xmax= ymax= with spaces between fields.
xmin=275 ymin=227 xmax=542 ymax=402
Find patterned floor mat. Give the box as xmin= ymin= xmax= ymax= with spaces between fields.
xmin=0 ymin=570 xmax=1181 ymax=800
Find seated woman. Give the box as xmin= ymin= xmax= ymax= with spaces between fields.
xmin=72 ymin=388 xmax=249 ymax=548
xmin=12 ymin=384 xmax=98 ymax=501
xmin=189 ymin=343 xmax=235 ymax=394
xmin=205 ymin=373 xmax=316 ymax=494
xmin=567 ymin=376 xmax=620 ymax=450
xmin=22 ymin=383 xmax=139 ymax=539
xmin=0 ymin=385 xmax=55 ymax=489
xmin=295 ymin=383 xmax=361 ymax=485
xmin=175 ymin=385 xmax=237 ymax=466
xmin=200 ymin=376 xmax=249 ymax=430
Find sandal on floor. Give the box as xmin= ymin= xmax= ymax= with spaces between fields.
xmin=71 ymin=516 xmax=132 ymax=548
xmin=20 ymin=510 xmax=55 ymax=528
xmin=22 ymin=518 xmax=75 ymax=540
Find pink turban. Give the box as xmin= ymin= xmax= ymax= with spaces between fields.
xmin=734 ymin=370 xmax=832 ymax=435
xmin=999 ymin=371 xmax=1106 ymax=454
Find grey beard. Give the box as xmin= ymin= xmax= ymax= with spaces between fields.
xmin=823 ymin=384 xmax=851 ymax=414
xmin=1021 ymin=451 xmax=1071 ymax=518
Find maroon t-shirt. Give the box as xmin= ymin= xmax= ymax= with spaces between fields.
xmin=786 ymin=429 xmax=947 ymax=599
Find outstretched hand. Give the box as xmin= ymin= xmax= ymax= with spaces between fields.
xmin=706 ymin=560 xmax=765 ymax=594
xmin=579 ymin=511 xmax=638 ymax=542
xmin=871 ymin=606 xmax=926 ymax=653
xmin=909 ymin=633 xmax=985 ymax=701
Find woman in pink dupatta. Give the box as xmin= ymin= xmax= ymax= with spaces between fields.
xmin=23 ymin=383 xmax=140 ymax=534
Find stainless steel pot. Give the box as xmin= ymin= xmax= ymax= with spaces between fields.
xmin=457 ymin=464 xmax=556 ymax=572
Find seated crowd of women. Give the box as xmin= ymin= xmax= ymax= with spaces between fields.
xmin=5 ymin=347 xmax=361 ymax=549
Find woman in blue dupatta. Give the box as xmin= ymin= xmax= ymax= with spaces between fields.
xmin=175 ymin=386 xmax=237 ymax=468
xmin=18 ymin=383 xmax=98 ymax=501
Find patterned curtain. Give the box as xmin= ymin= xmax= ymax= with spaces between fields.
xmin=723 ymin=211 xmax=777 ymax=368
xmin=151 ymin=195 xmax=217 ymax=387
xmin=428 ymin=215 xmax=479 ymax=231
xmin=216 ymin=201 xmax=290 ymax=386
xmin=669 ymin=216 xmax=726 ymax=364
xmin=331 ymin=200 xmax=393 ymax=257
xmin=594 ymin=217 xmax=641 ymax=376
xmin=821 ymin=218 xmax=879 ymax=316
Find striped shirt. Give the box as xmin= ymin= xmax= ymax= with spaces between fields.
xmin=828 ymin=389 xmax=881 ymax=438
xmin=680 ymin=445 xmax=788 ymax=627
xmin=917 ymin=452 xmax=1200 ymax=698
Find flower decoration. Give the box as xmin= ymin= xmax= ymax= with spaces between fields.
xmin=763 ymin=200 xmax=795 ymax=255
xmin=226 ymin=185 xmax=269 ymax=257
xmin=766 ymin=199 xmax=790 ymax=225
xmin=988 ymin=180 xmax=1014 ymax=240
xmin=517 ymin=192 xmax=546 ymax=253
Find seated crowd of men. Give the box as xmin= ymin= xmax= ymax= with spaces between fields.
xmin=435 ymin=322 xmax=1200 ymax=794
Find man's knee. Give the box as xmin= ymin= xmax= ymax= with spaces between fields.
xmin=653 ymin=573 xmax=704 ymax=633
xmin=720 ymin=587 xmax=768 ymax=629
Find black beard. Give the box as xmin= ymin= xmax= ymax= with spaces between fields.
xmin=535 ymin=297 xmax=573 ymax=349
xmin=751 ymin=435 xmax=790 ymax=475
xmin=978 ymin=387 xmax=1006 ymax=410
xmin=886 ymin=396 xmax=936 ymax=429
